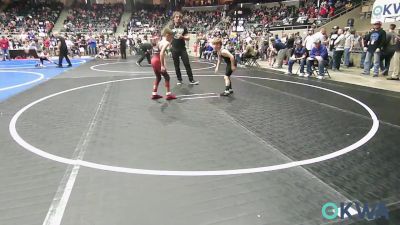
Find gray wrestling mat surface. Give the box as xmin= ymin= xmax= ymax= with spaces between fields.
xmin=1 ymin=56 xmax=399 ymax=225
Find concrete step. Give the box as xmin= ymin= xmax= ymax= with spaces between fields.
xmin=116 ymin=11 xmax=131 ymax=36
xmin=52 ymin=9 xmax=69 ymax=33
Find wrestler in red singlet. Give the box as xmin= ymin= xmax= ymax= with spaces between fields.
xmin=151 ymin=28 xmax=176 ymax=100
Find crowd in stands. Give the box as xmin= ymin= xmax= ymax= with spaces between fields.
xmin=127 ymin=8 xmax=169 ymax=36
xmin=0 ymin=0 xmax=63 ymax=35
xmin=63 ymin=3 xmax=123 ymax=34
xmin=127 ymin=9 xmax=222 ymax=36
xmin=226 ymin=0 xmax=352 ymax=29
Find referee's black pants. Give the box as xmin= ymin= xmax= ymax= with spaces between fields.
xmin=171 ymin=48 xmax=194 ymax=82
xmin=58 ymin=50 xmax=72 ymax=66
xmin=120 ymin=48 xmax=127 ymax=59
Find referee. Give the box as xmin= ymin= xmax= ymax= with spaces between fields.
xmin=168 ymin=11 xmax=198 ymax=85
xmin=56 ymin=34 xmax=72 ymax=68
xmin=120 ymin=35 xmax=127 ymax=60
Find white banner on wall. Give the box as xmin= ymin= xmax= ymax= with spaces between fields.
xmin=371 ymin=0 xmax=400 ymax=24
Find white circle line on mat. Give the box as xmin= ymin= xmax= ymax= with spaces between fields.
xmin=90 ymin=60 xmax=216 ymax=73
xmin=0 ymin=71 xmax=44 ymax=91
xmin=9 ymin=75 xmax=379 ymax=176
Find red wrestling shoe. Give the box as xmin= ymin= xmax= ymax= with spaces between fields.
xmin=151 ymin=94 xmax=163 ymax=100
xmin=166 ymin=94 xmax=177 ymax=100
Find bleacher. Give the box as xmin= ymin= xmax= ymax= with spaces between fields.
xmin=0 ymin=0 xmax=63 ymax=35
xmin=62 ymin=3 xmax=124 ymax=34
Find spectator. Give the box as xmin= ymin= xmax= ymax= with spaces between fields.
xmin=313 ymin=27 xmax=328 ymax=46
xmin=285 ymin=33 xmax=295 ymax=63
xmin=203 ymin=43 xmax=214 ymax=60
xmin=304 ymin=29 xmax=315 ymax=53
xmin=360 ymin=30 xmax=372 ymax=69
xmin=332 ymin=28 xmax=345 ymax=71
xmin=274 ymin=39 xmax=287 ymax=68
xmin=386 ymin=30 xmax=400 ymax=80
xmin=87 ymin=36 xmax=97 ymax=56
xmin=306 ymin=39 xmax=329 ymax=79
xmin=287 ymin=40 xmax=307 ymax=76
xmin=328 ymin=26 xmax=339 ymax=52
xmin=381 ymin=24 xmax=397 ymax=75
xmin=343 ymin=29 xmax=355 ymax=68
xmin=0 ymin=36 xmax=10 ymax=61
xmin=362 ymin=21 xmax=386 ymax=77
xmin=267 ymin=38 xmax=278 ymax=66
xmin=243 ymin=40 xmax=256 ymax=61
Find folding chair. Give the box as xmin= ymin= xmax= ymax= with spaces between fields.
xmin=242 ymin=56 xmax=251 ymax=66
xmin=292 ymin=59 xmax=306 ymax=75
xmin=245 ymin=53 xmax=261 ymax=67
xmin=311 ymin=59 xmax=331 ymax=78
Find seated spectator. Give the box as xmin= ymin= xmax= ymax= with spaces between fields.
xmin=203 ymin=43 xmax=214 ymax=60
xmin=306 ymin=40 xmax=329 ymax=79
xmin=287 ymin=41 xmax=307 ymax=76
xmin=243 ymin=40 xmax=256 ymax=60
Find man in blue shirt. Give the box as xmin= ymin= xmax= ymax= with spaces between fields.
xmin=362 ymin=21 xmax=386 ymax=77
xmin=88 ymin=36 xmax=97 ymax=56
xmin=287 ymin=41 xmax=307 ymax=76
xmin=203 ymin=43 xmax=214 ymax=60
xmin=306 ymin=40 xmax=328 ymax=79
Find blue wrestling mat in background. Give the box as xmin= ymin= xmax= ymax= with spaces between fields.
xmin=0 ymin=58 xmax=90 ymax=102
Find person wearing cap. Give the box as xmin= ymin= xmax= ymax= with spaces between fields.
xmin=328 ymin=26 xmax=339 ymax=53
xmin=306 ymin=39 xmax=329 ymax=79
xmin=287 ymin=41 xmax=307 ymax=76
xmin=362 ymin=21 xmax=386 ymax=77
